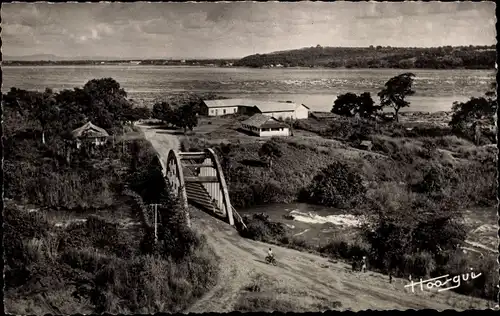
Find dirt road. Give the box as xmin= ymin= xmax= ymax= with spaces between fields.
xmin=137 ymin=123 xmax=491 ymax=312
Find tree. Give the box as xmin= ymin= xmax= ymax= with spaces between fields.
xmin=449 ymin=82 xmax=496 ymax=144
xmin=258 ymin=140 xmax=283 ymax=170
xmin=82 ymin=78 xmax=133 ymax=129
xmin=378 ymin=72 xmax=416 ymax=122
xmin=123 ymin=106 xmax=151 ymax=123
xmin=304 ymin=161 xmax=366 ymax=208
xmin=177 ymin=102 xmax=199 ymax=134
xmin=3 ymin=87 xmax=59 ymax=144
xmin=34 ymin=88 xmax=59 ymax=144
xmin=332 ymin=92 xmax=381 ymax=119
xmin=152 ymin=101 xmax=169 ymax=122
xmin=332 ymin=93 xmax=358 ymax=117
xmin=363 ymin=194 xmax=466 ymax=277
xmin=357 ymin=92 xmax=381 ymax=119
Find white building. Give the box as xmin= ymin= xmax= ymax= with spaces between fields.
xmin=201 ymin=99 xmax=309 ymax=120
xmin=241 ymin=114 xmax=291 ymax=137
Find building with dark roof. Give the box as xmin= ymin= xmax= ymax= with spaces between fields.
xmin=71 ymin=121 xmax=109 ymax=148
xmin=201 ymin=99 xmax=309 ymax=120
xmin=241 ymin=114 xmax=291 ymax=137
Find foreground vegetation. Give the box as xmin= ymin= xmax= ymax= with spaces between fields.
xmin=3 ymin=79 xmax=219 ymax=314
xmin=234 ymin=45 xmax=496 ymax=69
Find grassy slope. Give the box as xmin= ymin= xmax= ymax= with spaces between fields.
xmin=179 ymin=115 xmax=497 ymax=303
xmin=4 ymin=129 xmax=219 ymax=314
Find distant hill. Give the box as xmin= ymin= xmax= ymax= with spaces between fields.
xmin=233 ymin=45 xmax=496 ymax=69
xmin=3 ymin=54 xmax=65 ymax=61
xmin=2 ymin=54 xmax=147 ymax=61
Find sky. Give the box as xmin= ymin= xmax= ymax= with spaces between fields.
xmin=2 ymin=2 xmax=497 ymax=59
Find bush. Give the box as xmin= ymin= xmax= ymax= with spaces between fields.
xmin=402 ymin=251 xmax=436 ymax=278
xmin=240 ymin=213 xmax=287 ymax=242
xmin=303 ymin=161 xmax=366 ymax=208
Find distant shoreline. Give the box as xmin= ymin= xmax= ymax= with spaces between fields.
xmin=2 ymin=64 xmax=495 ymax=71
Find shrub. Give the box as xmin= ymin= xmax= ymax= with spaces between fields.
xmin=304 ymin=161 xmax=366 ymax=208
xmin=402 ymin=251 xmax=436 ymax=278
xmin=240 ymin=213 xmax=287 ymax=242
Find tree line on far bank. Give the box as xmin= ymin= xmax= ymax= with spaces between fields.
xmin=234 ymin=45 xmax=496 ymax=69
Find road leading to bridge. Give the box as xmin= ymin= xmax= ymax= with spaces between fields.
xmin=136 ymin=122 xmax=490 ymax=312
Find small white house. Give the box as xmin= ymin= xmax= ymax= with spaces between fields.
xmin=241 ymin=114 xmax=290 ymax=137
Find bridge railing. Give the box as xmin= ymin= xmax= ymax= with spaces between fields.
xmin=231 ymin=205 xmax=247 ymax=231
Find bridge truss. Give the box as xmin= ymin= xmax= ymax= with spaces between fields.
xmin=165 ymin=148 xmax=247 ymax=230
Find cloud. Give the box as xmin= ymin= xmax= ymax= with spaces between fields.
xmin=2 ymin=2 xmax=496 ymax=59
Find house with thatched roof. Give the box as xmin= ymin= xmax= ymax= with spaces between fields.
xmin=241 ymin=114 xmax=290 ymax=137
xmin=72 ymin=121 xmax=109 ymax=149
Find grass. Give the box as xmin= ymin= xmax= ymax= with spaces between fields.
xmin=235 ymin=273 xmax=342 ymax=312
xmin=4 ymin=123 xmax=220 ymax=314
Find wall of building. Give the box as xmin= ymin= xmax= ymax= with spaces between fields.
xmin=262 ymin=111 xmax=295 ymax=120
xmin=262 ymin=105 xmax=309 ymax=120
xmin=208 ymin=107 xmax=239 ymax=116
xmin=259 ymin=127 xmax=290 ymax=137
xmin=294 ymin=105 xmax=309 ymax=119
xmin=242 ymin=124 xmax=261 ymax=136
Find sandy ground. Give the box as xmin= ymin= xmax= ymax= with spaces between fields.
xmin=137 ymin=122 xmax=493 ymax=312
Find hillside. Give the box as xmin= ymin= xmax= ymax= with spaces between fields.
xmin=137 ymin=122 xmax=493 ymax=311
xmin=233 ymin=45 xmax=496 ymax=69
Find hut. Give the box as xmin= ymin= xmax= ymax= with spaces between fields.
xmin=72 ymin=121 xmax=109 ymax=149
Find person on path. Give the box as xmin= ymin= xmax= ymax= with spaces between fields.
xmin=361 ymin=256 xmax=367 ymax=273
xmin=267 ymin=247 xmax=274 ymax=260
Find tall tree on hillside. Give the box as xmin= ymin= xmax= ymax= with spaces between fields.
xmin=332 ymin=92 xmax=381 ymax=119
xmin=152 ymin=101 xmax=178 ymax=127
xmin=123 ymin=106 xmax=151 ymax=123
xmin=331 ymin=93 xmax=358 ymax=116
xmin=177 ymin=102 xmax=199 ymax=134
xmin=82 ymin=78 xmax=132 ymax=129
xmin=3 ymin=87 xmax=59 ymax=144
xmin=258 ymin=140 xmax=283 ymax=170
xmin=33 ymin=88 xmax=59 ymax=144
xmin=152 ymin=101 xmax=170 ymax=122
xmin=378 ymin=72 xmax=416 ymax=122
xmin=55 ymin=88 xmax=90 ymax=133
xmin=357 ymin=92 xmax=381 ymax=119
xmin=449 ymin=81 xmax=497 ymax=145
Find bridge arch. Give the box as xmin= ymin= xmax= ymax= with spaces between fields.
xmin=164 ymin=148 xmax=246 ymax=229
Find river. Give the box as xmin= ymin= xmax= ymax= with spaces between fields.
xmin=2 ymin=66 xmax=495 ymax=113
xmin=239 ymin=202 xmax=497 ymax=252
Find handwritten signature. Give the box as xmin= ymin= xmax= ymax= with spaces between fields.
xmin=404 ymin=269 xmax=482 ymax=293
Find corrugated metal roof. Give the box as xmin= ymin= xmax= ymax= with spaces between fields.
xmin=203 ymin=99 xmax=247 ymax=108
xmin=72 ymin=121 xmax=109 ymax=138
xmin=203 ymin=98 xmax=309 ymax=112
xmin=241 ymin=114 xmax=289 ymax=128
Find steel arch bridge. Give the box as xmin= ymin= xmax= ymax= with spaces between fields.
xmin=163 ymin=148 xmax=247 ymax=230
